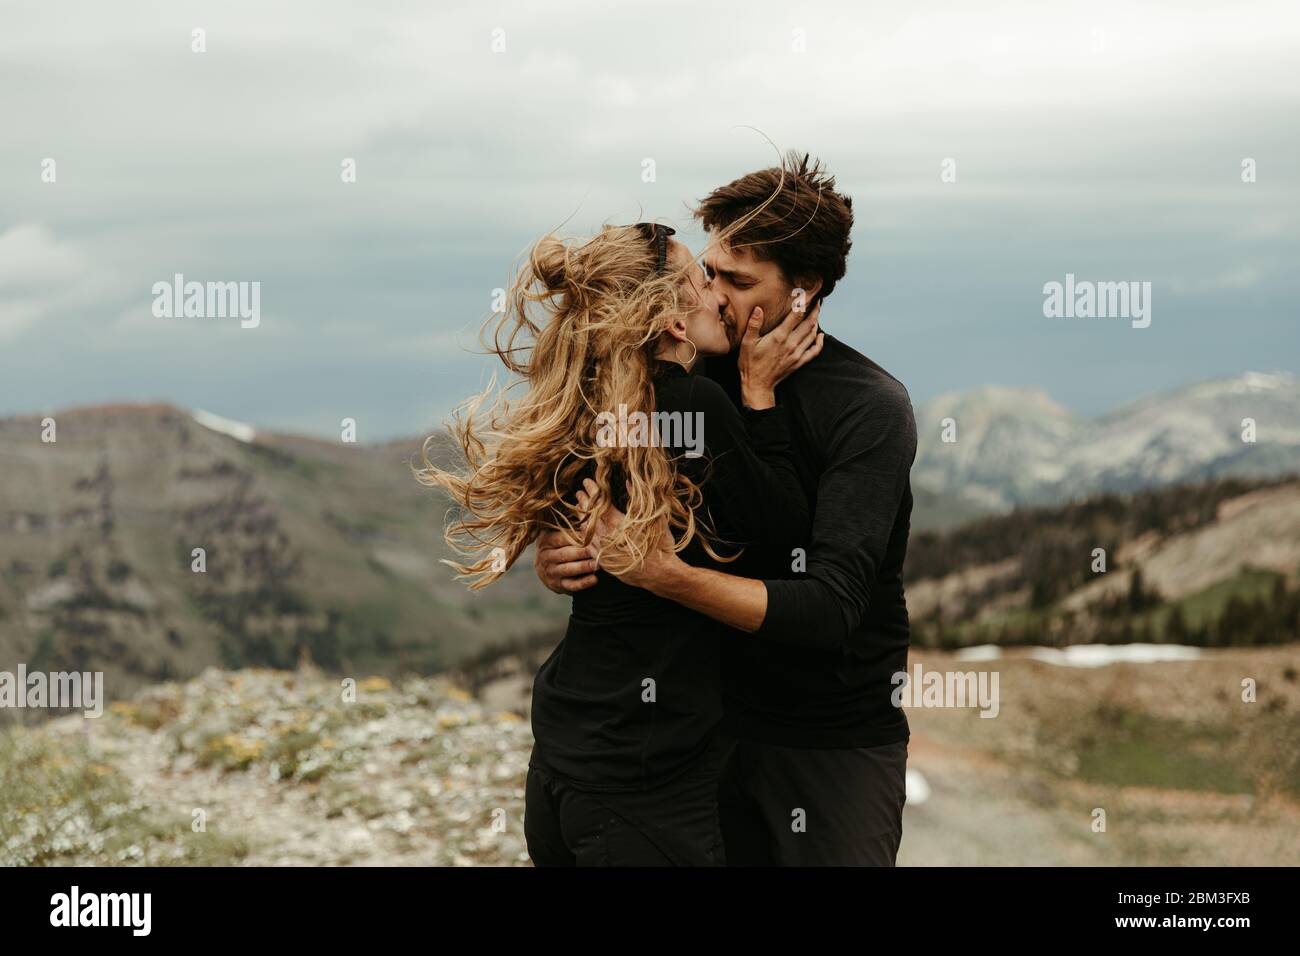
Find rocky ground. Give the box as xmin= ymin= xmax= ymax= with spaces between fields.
xmin=3 ymin=647 xmax=1298 ymax=867
xmin=2 ymin=668 xmax=533 ymax=866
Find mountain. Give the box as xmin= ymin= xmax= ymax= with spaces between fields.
xmin=0 ymin=404 xmax=566 ymax=711
xmin=913 ymin=371 xmax=1300 ymax=511
xmin=4 ymin=370 xmax=1297 ymax=712
xmin=904 ymin=475 xmax=1300 ymax=650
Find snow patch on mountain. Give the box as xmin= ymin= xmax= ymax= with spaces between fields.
xmin=190 ymin=408 xmax=256 ymax=443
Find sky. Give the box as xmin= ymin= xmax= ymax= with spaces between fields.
xmin=2 ymin=0 xmax=1297 ymax=440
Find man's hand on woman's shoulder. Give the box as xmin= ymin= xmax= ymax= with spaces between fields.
xmin=534 ymin=528 xmax=599 ymax=594
xmin=573 ymin=478 xmax=681 ymax=593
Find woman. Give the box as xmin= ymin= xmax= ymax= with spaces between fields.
xmin=417 ymin=220 xmax=822 ymax=865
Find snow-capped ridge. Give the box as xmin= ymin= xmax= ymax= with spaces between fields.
xmin=915 ymin=372 xmax=1300 ymax=510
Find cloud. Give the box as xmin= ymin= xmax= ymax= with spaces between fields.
xmin=1167 ymin=265 xmax=1267 ymax=295
xmin=0 ymin=0 xmax=1297 ymax=435
xmin=0 ymin=223 xmax=121 ymax=341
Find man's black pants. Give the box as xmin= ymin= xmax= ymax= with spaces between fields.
xmin=718 ymin=737 xmax=908 ymax=866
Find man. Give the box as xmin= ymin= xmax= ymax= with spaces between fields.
xmin=535 ymin=152 xmax=917 ymax=866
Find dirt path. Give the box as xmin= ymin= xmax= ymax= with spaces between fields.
xmin=900 ymin=732 xmax=1112 ymax=866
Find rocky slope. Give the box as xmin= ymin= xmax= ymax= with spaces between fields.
xmin=0 ymin=404 xmax=565 ymax=713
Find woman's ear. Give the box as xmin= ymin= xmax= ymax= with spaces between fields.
xmin=666 ymin=316 xmax=689 ymax=342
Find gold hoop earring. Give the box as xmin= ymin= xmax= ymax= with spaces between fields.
xmin=676 ymin=339 xmax=698 ymax=367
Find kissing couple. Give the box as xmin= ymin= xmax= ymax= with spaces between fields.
xmin=419 ymin=151 xmax=917 ymax=867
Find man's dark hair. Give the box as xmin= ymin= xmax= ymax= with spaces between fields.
xmin=694 ymin=151 xmax=853 ymax=300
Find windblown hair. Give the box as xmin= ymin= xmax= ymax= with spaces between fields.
xmin=695 ymin=150 xmax=853 ymax=301
xmin=415 ymin=225 xmax=721 ymax=589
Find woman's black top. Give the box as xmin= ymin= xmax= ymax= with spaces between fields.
xmin=529 ymin=360 xmax=811 ymax=792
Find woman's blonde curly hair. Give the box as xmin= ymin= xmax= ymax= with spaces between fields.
xmin=417 ymin=162 xmax=787 ymax=590
xmin=416 ymin=224 xmax=720 ymax=589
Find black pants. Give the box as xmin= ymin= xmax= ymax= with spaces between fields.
xmin=718 ymin=737 xmax=908 ymax=866
xmin=524 ymin=745 xmax=727 ymax=867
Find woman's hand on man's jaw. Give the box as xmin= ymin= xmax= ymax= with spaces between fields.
xmin=737 ymin=299 xmax=824 ymax=408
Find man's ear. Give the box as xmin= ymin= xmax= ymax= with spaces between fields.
xmin=792 ymin=276 xmax=823 ymax=311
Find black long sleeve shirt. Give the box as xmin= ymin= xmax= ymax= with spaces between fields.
xmin=705 ymin=335 xmax=917 ymax=749
xmin=529 ymin=361 xmax=811 ymax=791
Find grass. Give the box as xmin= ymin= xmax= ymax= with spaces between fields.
xmin=1074 ymin=733 xmax=1253 ymax=794
xmin=1140 ymin=567 xmax=1285 ymax=633
xmin=1050 ymin=704 xmax=1255 ymax=795
xmin=0 ymin=729 xmax=252 ymax=866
